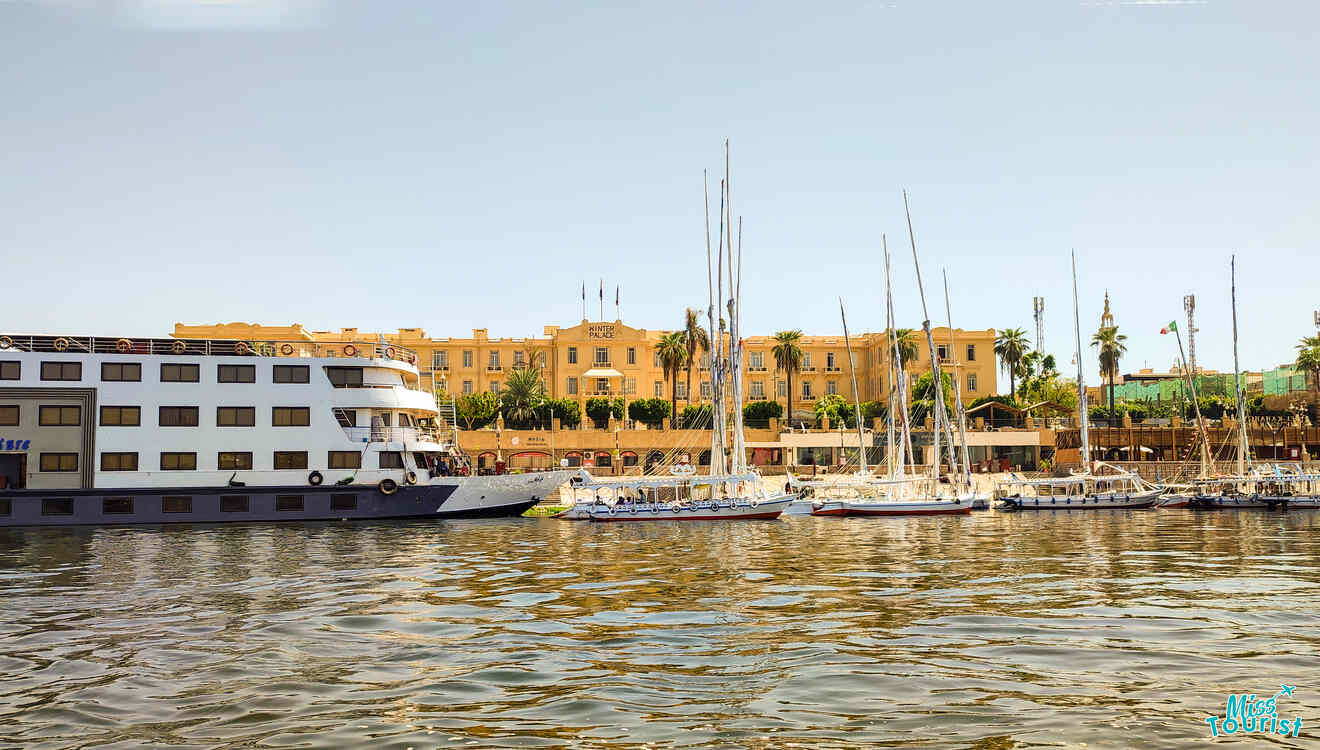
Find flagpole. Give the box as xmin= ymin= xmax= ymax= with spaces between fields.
xmin=581 ymin=282 xmax=586 ymax=321
xmin=616 ymin=286 xmax=620 ymax=321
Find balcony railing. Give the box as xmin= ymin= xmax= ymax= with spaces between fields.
xmin=0 ymin=333 xmax=419 ymax=364
xmin=486 ymin=365 xmax=503 ymax=372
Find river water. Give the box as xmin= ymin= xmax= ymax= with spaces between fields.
xmin=1 ymin=511 xmax=1318 ymax=748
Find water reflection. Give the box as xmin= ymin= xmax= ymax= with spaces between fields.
xmin=1 ymin=512 xmax=1318 ymax=748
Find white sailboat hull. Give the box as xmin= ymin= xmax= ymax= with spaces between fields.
xmin=810 ymin=497 xmax=972 ymax=516
xmin=586 ymin=495 xmax=793 ymax=522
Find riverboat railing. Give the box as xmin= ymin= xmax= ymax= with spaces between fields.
xmin=0 ymin=334 xmax=418 ymax=364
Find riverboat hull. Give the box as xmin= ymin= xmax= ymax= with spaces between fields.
xmin=997 ymin=489 xmax=1161 ymax=511
xmin=587 ymin=495 xmax=793 ymax=522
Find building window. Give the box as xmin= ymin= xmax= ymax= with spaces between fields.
xmin=625 ymin=376 xmax=636 ymax=395
xmin=750 ymin=381 xmax=765 ymax=399
xmin=162 ymin=496 xmax=192 ymax=513
xmin=216 ymin=406 xmax=256 ymax=427
xmin=462 ymin=350 xmax=473 ymax=368
xmin=827 ymin=352 xmax=836 ymax=370
xmin=326 ymin=367 xmax=363 ymax=388
xmin=654 ymin=352 xmax=661 ymax=367
xmin=594 ymin=347 xmax=609 ymax=365
xmin=778 ymin=381 xmax=787 ymax=397
xmin=218 ymin=452 xmax=253 ymax=470
xmin=42 ymin=498 xmax=74 ymax=516
xmin=432 ymin=351 xmax=449 ymax=370
xmin=968 ymin=373 xmax=978 ymax=392
xmin=700 ymin=381 xmax=710 ymax=399
xmin=159 ymin=406 xmax=199 ymax=427
xmin=827 ymin=380 xmax=837 ymax=395
xmin=273 ymin=451 xmax=308 ymax=469
xmin=39 ymin=453 xmax=78 ymax=472
xmin=513 ymin=351 xmax=525 ymax=368
xmin=675 ymin=382 xmax=688 ymax=399
xmin=488 ymin=351 xmax=500 ymax=369
xmin=273 ymin=407 xmax=310 ymax=426
xmin=568 ymin=347 xmax=578 ymax=365
xmin=160 ymin=452 xmax=197 ymax=471
xmin=331 ymin=494 xmax=357 ymax=510
xmin=160 ymin=363 xmax=200 ymax=383
xmin=0 ymin=361 xmax=19 ymax=380
xmin=966 ymin=344 xmax=976 ymax=362
xmin=749 ymin=351 xmax=764 ymax=370
xmin=273 ymin=365 xmax=310 ymax=383
xmin=566 ymin=377 xmax=578 ymax=395
xmin=220 ymin=496 xmax=249 ymax=513
xmin=654 ymin=380 xmax=664 ymax=398
xmin=462 ymin=380 xmax=473 ymax=395
xmin=101 ymin=362 xmax=141 ymax=382
xmin=802 ymin=353 xmax=812 ymax=369
xmin=100 ymin=452 xmax=138 ymax=471
xmin=379 ymin=452 xmax=404 ymax=469
xmin=0 ymin=405 xmax=17 ymax=427
xmin=802 ymin=381 xmax=813 ymax=398
xmin=276 ymin=495 xmax=304 ymax=512
xmin=38 ymin=405 xmax=80 ymax=426
xmin=100 ymin=405 xmax=140 ymax=426
xmin=595 ymin=378 xmax=609 ymax=394
xmin=40 ymin=362 xmax=81 ymax=381
xmin=217 ymin=364 xmax=256 ymax=383
xmin=701 ymin=353 xmax=711 ymax=369
xmin=328 ymin=451 xmax=362 ymax=470
xmin=103 ymin=497 xmax=133 ymax=515
xmin=490 ymin=381 xmax=500 ymax=394
xmin=627 ymin=347 xmax=636 ymax=364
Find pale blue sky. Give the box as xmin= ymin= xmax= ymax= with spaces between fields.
xmin=3 ymin=1 xmax=1317 ymax=390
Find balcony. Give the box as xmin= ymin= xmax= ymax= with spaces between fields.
xmin=747 ymin=366 xmax=768 ymax=372
xmin=593 ymin=359 xmax=612 ymax=367
xmin=825 ymin=366 xmax=841 ymax=372
xmin=486 ymin=365 xmax=503 ymax=373
xmin=801 ymin=366 xmax=817 ymax=372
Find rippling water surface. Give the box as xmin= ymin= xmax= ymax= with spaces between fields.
xmin=2 ymin=511 xmax=1319 ymax=748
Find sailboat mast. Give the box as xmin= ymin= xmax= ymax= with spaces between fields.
xmin=1231 ymin=254 xmax=1248 ymax=476
xmin=884 ymin=234 xmax=911 ymax=478
xmin=840 ymin=298 xmax=867 ymax=475
xmin=884 ymin=276 xmax=897 ymax=478
xmin=1173 ymin=322 xmax=1212 ymax=476
xmin=1072 ymin=250 xmax=1090 ymax=470
xmin=943 ymin=269 xmax=972 ymax=489
xmin=711 ymin=178 xmax=726 ymax=476
xmin=730 ymin=217 xmax=746 ymax=475
xmin=903 ymin=190 xmax=948 ymax=487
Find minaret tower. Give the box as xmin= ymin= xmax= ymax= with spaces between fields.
xmin=1100 ymin=291 xmax=1114 ymax=329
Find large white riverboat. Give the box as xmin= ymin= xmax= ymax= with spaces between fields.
xmin=0 ymin=334 xmax=572 ymax=525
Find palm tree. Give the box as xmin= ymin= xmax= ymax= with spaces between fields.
xmin=1090 ymin=325 xmax=1128 ymax=411
xmin=683 ymin=307 xmax=710 ymax=408
xmin=1296 ymin=335 xmax=1320 ymax=406
xmin=995 ymin=328 xmax=1030 ymax=402
xmin=656 ymin=331 xmax=688 ymax=427
xmin=771 ymin=330 xmax=804 ymax=425
xmin=892 ymin=328 xmax=920 ymax=369
xmin=499 ymin=365 xmax=546 ymax=429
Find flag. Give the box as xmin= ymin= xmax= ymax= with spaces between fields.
xmin=581 ymin=282 xmax=585 ymax=301
xmin=599 ymin=279 xmax=603 ymax=301
xmin=1160 ymin=321 xmax=1178 ymax=335
xmin=615 ymin=286 xmax=619 ymax=305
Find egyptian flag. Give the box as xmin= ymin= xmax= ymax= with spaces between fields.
xmin=1160 ymin=321 xmax=1178 ymax=335
xmin=599 ymin=279 xmax=603 ymax=302
xmin=615 ymin=286 xmax=619 ymax=305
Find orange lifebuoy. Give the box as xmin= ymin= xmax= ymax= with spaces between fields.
xmin=234 ymin=342 xmax=250 ymax=355
xmin=385 ymin=346 xmax=397 ymax=359
xmin=115 ymin=338 xmax=132 ymax=353
xmin=343 ymin=344 xmax=358 ymax=357
xmin=408 ymin=353 xmax=417 ymax=364
xmin=279 ymin=343 xmax=294 ymax=356
xmin=171 ymin=341 xmax=186 ymax=354
xmin=53 ymin=337 xmax=70 ymax=351
xmin=0 ymin=336 xmax=12 ymax=349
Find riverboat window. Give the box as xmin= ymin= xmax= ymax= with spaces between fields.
xmin=218 ymin=364 xmax=256 ymax=383
xmin=220 ymin=496 xmax=249 ymax=513
xmin=276 ymin=495 xmax=303 ymax=512
xmin=103 ymin=497 xmax=133 ymax=514
xmin=968 ymin=374 xmax=978 ymax=392
xmin=101 ymin=362 xmax=141 ymax=382
xmin=463 ymin=350 xmax=473 ymax=368
xmin=326 ymin=367 xmax=363 ymax=388
xmin=272 ymin=407 xmax=311 ymax=426
xmin=331 ymin=494 xmax=357 ymax=510
xmin=622 ymin=452 xmax=638 ymax=467
xmin=38 ymin=405 xmax=80 ymax=426
xmin=100 ymin=406 xmax=140 ymax=426
xmin=100 ymin=452 xmax=138 ymax=471
xmin=159 ymin=406 xmax=199 ymax=427
xmin=160 ymin=363 xmax=200 ymax=383
xmin=0 ymin=499 xmax=9 ymax=515
xmin=218 ymin=452 xmax=253 ymax=470
xmin=0 ymin=405 xmax=17 ymax=426
xmin=378 ymin=452 xmax=404 ymax=469
xmin=274 ymin=451 xmax=308 ymax=469
xmin=967 ymin=344 xmax=976 ymax=362
xmin=328 ymin=451 xmax=361 ymax=470
xmin=217 ymin=406 xmax=256 ymax=427
xmin=627 ymin=347 xmax=636 ymax=364
xmin=333 ymin=408 xmax=356 ymax=428
xmin=40 ymin=362 xmax=81 ymax=381
xmin=39 ymin=453 xmax=78 ymax=472
xmin=160 ymin=452 xmax=197 ymax=471
xmin=567 ymin=347 xmax=577 ymax=364
xmin=566 ymin=377 xmax=577 ymax=395
xmin=273 ymin=365 xmax=310 ymax=384
xmin=162 ymin=496 xmax=192 ymax=513
xmin=42 ymin=498 xmax=74 ymax=516
xmin=412 ymin=452 xmax=428 ymax=467
xmin=0 ymin=361 xmax=18 ymax=380
xmin=378 ymin=413 xmax=391 ymax=427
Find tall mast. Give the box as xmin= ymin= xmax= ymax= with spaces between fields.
xmin=1072 ymin=250 xmax=1090 ymax=471
xmin=883 ymin=256 xmax=896 ymax=478
xmin=884 ymin=234 xmax=911 ymax=478
xmin=839 ymin=298 xmax=867 ymax=475
xmin=903 ymin=190 xmax=949 ymax=489
xmin=711 ymin=176 xmax=726 ymax=476
xmin=730 ymin=216 xmax=746 ymax=475
xmin=1232 ymin=254 xmax=1248 ymax=476
xmin=944 ymin=269 xmax=972 ymax=490
xmin=1172 ymin=317 xmax=1212 ymax=476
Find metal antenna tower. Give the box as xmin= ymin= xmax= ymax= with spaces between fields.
xmin=1183 ymin=294 xmax=1198 ymax=374
xmin=1032 ymin=297 xmax=1045 ymax=356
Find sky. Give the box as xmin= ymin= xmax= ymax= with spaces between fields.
xmin=2 ymin=0 xmax=1318 ymax=391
